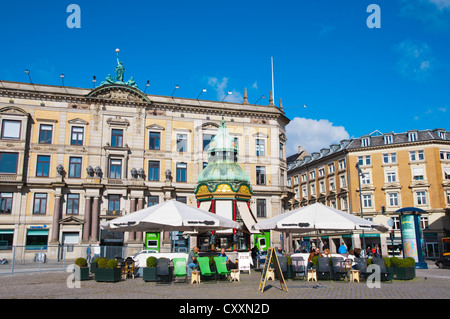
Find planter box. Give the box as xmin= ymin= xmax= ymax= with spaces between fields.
xmin=143 ymin=267 xmax=157 ymax=282
xmin=94 ymin=268 xmax=122 ymax=282
xmin=76 ymin=267 xmax=90 ymax=281
xmin=395 ymin=267 xmax=416 ymax=280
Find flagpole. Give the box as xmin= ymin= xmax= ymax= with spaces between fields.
xmin=271 ymin=56 xmax=275 ymax=101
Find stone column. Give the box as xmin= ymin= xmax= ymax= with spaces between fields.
xmin=91 ymin=196 xmax=100 ymax=243
xmin=135 ymin=198 xmax=144 ymax=242
xmin=82 ymin=196 xmax=92 ymax=242
xmin=51 ymin=195 xmax=62 ymax=243
xmin=129 ymin=198 xmax=136 ymax=241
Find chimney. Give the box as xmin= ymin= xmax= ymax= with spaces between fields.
xmin=297 ymin=146 xmax=303 ymax=154
xmin=269 ymin=90 xmax=274 ymax=106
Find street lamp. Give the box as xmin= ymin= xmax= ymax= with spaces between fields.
xmin=25 ymin=69 xmax=32 ymax=84
xmin=92 ymin=76 xmax=97 ymax=89
xmin=60 ymin=73 xmax=65 ymax=87
xmin=171 ymin=84 xmax=179 ymax=97
xmin=222 ymin=91 xmax=232 ymax=102
xmin=144 ymin=80 xmax=150 ymax=93
xmin=197 ymin=88 xmax=207 ymax=100
xmin=355 ymin=163 xmax=367 ymax=255
xmin=254 ymin=95 xmax=265 ymax=104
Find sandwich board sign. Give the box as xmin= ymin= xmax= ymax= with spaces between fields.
xmin=258 ymin=247 xmax=288 ymax=293
xmin=238 ymin=252 xmax=252 ymax=273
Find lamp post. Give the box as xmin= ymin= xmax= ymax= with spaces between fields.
xmin=197 ymin=88 xmax=207 ymax=100
xmin=254 ymin=95 xmax=265 ymax=104
xmin=25 ymin=69 xmax=32 ymax=84
xmin=60 ymin=74 xmax=65 ymax=87
xmin=92 ymin=76 xmax=97 ymax=89
xmin=355 ymin=163 xmax=367 ymax=255
xmin=171 ymin=85 xmax=179 ymax=97
xmin=222 ymin=91 xmax=232 ymax=102
xmin=144 ymin=80 xmax=150 ymax=93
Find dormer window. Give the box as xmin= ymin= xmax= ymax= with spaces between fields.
xmin=408 ymin=131 xmax=418 ymax=142
xmin=384 ymin=135 xmax=393 ymax=145
xmin=438 ymin=131 xmax=446 ymax=139
xmin=361 ymin=137 xmax=370 ymax=147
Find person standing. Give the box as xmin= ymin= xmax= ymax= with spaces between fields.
xmin=338 ymin=242 xmax=347 ymax=254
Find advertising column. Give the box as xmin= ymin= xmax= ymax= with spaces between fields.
xmin=400 ymin=212 xmax=428 ymax=269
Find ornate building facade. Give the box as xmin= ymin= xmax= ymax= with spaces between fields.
xmin=287 ymin=130 xmax=450 ymax=258
xmin=0 ymin=62 xmax=290 ymax=259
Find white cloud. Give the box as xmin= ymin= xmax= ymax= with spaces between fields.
xmin=428 ymin=0 xmax=450 ymax=10
xmin=207 ymin=76 xmax=243 ymax=103
xmin=286 ymin=117 xmax=350 ymax=155
xmin=395 ymin=39 xmax=434 ymax=81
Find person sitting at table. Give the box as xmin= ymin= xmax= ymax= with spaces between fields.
xmin=307 ymin=248 xmax=322 ymax=269
xmin=187 ymin=246 xmax=199 ymax=276
xmin=323 ymin=248 xmax=331 ymax=257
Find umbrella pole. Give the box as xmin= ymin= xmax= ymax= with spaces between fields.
xmin=316 ymin=230 xmax=319 ymax=250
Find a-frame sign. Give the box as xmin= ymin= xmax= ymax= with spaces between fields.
xmin=258 ymin=247 xmax=288 ymax=293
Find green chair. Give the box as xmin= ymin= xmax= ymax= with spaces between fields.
xmin=173 ymin=258 xmax=187 ymax=283
xmin=197 ymin=257 xmax=217 ymax=283
xmin=214 ymin=257 xmax=231 ymax=281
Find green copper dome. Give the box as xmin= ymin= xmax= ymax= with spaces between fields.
xmin=197 ymin=118 xmax=250 ymax=184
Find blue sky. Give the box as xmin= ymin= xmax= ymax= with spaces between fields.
xmin=0 ymin=0 xmax=449 ymax=154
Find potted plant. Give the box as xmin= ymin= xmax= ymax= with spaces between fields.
xmin=390 ymin=257 xmax=416 ymax=280
xmin=90 ymin=257 xmax=102 ymax=274
xmin=143 ymin=256 xmax=158 ymax=282
xmin=94 ymin=258 xmax=121 ymax=282
xmin=74 ymin=257 xmax=90 ymax=281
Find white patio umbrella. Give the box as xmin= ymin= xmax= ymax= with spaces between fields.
xmin=101 ymin=200 xmax=240 ymax=232
xmin=252 ymin=202 xmax=381 ymax=233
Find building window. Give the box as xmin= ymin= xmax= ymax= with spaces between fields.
xmin=294 ymin=176 xmax=299 ymax=185
xmin=1 ymin=120 xmax=21 ymax=140
xmin=440 ymin=150 xmax=450 ymax=160
xmin=26 ymin=229 xmax=48 ymax=250
xmin=68 ymin=157 xmax=82 ymax=178
xmin=319 ymin=181 xmax=325 ymax=193
xmin=256 ymin=199 xmax=266 ymax=218
xmin=310 ymin=171 xmax=316 ymax=179
xmin=388 ymin=193 xmax=399 ymax=206
xmin=357 ymin=155 xmax=371 ymax=166
xmin=362 ymin=194 xmax=372 ymax=208
xmin=38 ymin=124 xmax=53 ymax=144
xmin=383 ymin=153 xmax=397 ymax=164
xmin=386 ymin=171 xmax=397 ymax=183
xmin=33 ymin=193 xmax=47 ymax=215
xmin=147 ymin=196 xmax=159 ymax=207
xmin=420 ymin=216 xmax=429 ymax=229
xmin=318 ymin=168 xmax=325 ymax=177
xmin=338 ymin=159 xmax=346 ymax=170
xmin=413 ymin=168 xmax=424 ymax=181
xmin=109 ymin=159 xmax=122 ymax=179
xmin=111 ymin=129 xmax=123 ymax=147
xmin=279 ymin=142 xmax=284 ymax=159
xmin=446 ymin=191 xmax=450 ymax=204
xmin=408 ymin=132 xmax=418 ymax=142
xmin=443 ymin=168 xmax=450 ymax=180
xmin=310 ymin=183 xmax=316 ymax=195
xmin=149 ymin=132 xmax=161 ymax=150
xmin=203 ymin=134 xmax=215 ymax=151
xmin=410 ymin=150 xmax=425 ymax=161
xmin=148 ymin=161 xmax=160 ymax=181
xmin=301 ymin=173 xmax=307 ymax=182
xmin=341 ymin=197 xmax=348 ymax=210
xmin=36 ymin=155 xmax=50 ymax=177
xmin=108 ymin=195 xmax=121 ymax=213
xmin=328 ymin=163 xmax=335 ymax=174
xmin=302 ymin=186 xmax=307 ymax=197
xmin=340 ymin=175 xmax=346 ymax=187
xmin=176 ymin=196 xmax=187 ymax=204
xmin=176 ymin=162 xmax=187 ymax=182
xmin=71 ymin=126 xmax=84 ymax=146
xmin=0 ymin=153 xmax=18 ymax=174
xmin=256 ymin=166 xmax=266 ymax=185
xmin=329 ymin=178 xmax=335 ymax=190
xmin=361 ymin=137 xmax=370 ymax=147
xmin=384 ymin=135 xmax=393 ymax=145
xmin=361 ymin=172 xmax=371 ymax=185
xmin=67 ymin=194 xmax=80 ymax=215
xmin=0 ymin=193 xmax=13 ymax=214
xmin=416 ymin=191 xmax=427 ymax=205
xmin=176 ymin=134 xmax=187 ymax=152
xmin=256 ymin=139 xmax=265 ymax=156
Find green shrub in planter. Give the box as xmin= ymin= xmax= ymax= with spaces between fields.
xmin=74 ymin=257 xmax=90 ymax=281
xmin=390 ymin=256 xmax=416 ymax=280
xmin=143 ymin=256 xmax=158 ymax=282
xmin=94 ymin=258 xmax=121 ymax=282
